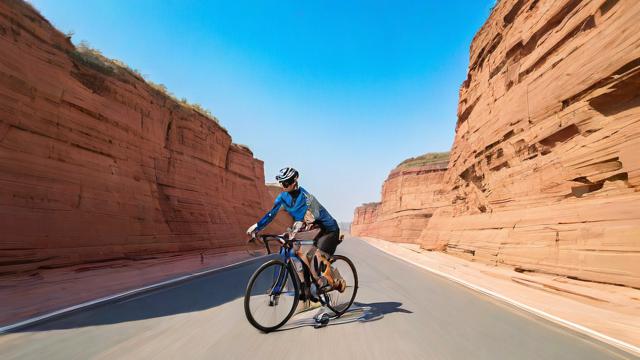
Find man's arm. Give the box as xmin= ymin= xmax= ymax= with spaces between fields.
xmin=255 ymin=194 xmax=283 ymax=231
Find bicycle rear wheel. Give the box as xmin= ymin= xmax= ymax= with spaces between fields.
xmin=321 ymin=255 xmax=358 ymax=316
xmin=244 ymin=259 xmax=299 ymax=332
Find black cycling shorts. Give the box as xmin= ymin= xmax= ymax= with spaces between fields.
xmin=314 ymin=230 xmax=341 ymax=255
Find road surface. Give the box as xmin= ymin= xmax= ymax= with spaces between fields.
xmin=0 ymin=237 xmax=634 ymax=359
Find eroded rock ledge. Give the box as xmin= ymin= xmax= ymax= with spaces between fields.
xmin=352 ymin=153 xmax=449 ymax=243
xmin=354 ymin=0 xmax=640 ymax=288
xmin=0 ymin=0 xmax=289 ymax=274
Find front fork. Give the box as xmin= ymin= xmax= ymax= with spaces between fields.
xmin=269 ymin=248 xmax=293 ymax=305
xmin=269 ymin=294 xmax=279 ymax=306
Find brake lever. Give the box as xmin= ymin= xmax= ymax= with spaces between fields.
xmin=281 ymin=231 xmax=296 ymax=242
xmin=247 ymin=234 xmax=263 ymax=245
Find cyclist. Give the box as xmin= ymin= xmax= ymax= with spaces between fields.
xmin=246 ymin=167 xmax=345 ymax=297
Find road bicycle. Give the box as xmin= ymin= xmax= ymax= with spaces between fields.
xmin=244 ymin=233 xmax=358 ymax=332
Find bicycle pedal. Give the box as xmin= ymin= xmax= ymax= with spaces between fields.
xmin=314 ymin=313 xmax=331 ymax=328
xmin=313 ymin=322 xmax=327 ymax=329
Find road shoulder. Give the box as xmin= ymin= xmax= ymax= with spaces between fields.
xmin=0 ymin=246 xmax=265 ymax=330
xmin=357 ymin=235 xmax=640 ymax=356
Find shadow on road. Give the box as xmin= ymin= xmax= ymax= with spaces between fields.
xmin=353 ymin=301 xmax=412 ymax=316
xmin=14 ymin=258 xmax=266 ymax=332
xmin=279 ymin=301 xmax=412 ymax=331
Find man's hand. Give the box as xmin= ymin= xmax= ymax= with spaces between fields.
xmin=246 ymin=223 xmax=258 ymax=236
xmin=287 ymin=221 xmax=305 ymax=239
xmin=291 ymin=221 xmax=304 ymax=233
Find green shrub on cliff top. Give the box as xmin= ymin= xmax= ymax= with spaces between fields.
xmin=71 ymin=40 xmax=220 ymax=126
xmin=361 ymin=202 xmax=381 ymax=207
xmin=396 ymin=151 xmax=450 ymax=169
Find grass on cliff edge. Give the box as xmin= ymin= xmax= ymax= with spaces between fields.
xmin=361 ymin=202 xmax=381 ymax=207
xmin=395 ymin=151 xmax=450 ymax=170
xmin=71 ymin=40 xmax=221 ymax=127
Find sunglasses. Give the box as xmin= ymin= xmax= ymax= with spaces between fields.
xmin=280 ymin=179 xmax=295 ymax=188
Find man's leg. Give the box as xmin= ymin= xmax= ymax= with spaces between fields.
xmin=314 ymin=231 xmax=345 ymax=292
xmin=295 ymin=246 xmax=317 ymax=301
xmin=296 ymin=245 xmax=317 ymax=278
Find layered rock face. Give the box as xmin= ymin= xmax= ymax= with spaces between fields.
xmin=352 ymin=154 xmax=449 ymax=243
xmin=0 ymin=1 xmax=288 ymax=273
xmin=422 ymin=0 xmax=640 ymax=288
xmin=354 ymin=0 xmax=640 ymax=288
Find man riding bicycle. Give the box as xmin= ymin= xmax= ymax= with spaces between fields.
xmin=247 ymin=167 xmax=345 ymax=298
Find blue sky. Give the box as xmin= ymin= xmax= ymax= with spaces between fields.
xmin=30 ymin=0 xmax=494 ymax=221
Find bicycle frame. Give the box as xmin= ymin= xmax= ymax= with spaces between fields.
xmin=245 ymin=233 xmax=356 ymax=331
xmin=254 ymin=234 xmax=314 ymax=297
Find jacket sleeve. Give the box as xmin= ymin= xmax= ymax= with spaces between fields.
xmin=256 ymin=194 xmax=283 ymax=231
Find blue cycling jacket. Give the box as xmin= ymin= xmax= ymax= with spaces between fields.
xmin=256 ymin=187 xmax=339 ymax=232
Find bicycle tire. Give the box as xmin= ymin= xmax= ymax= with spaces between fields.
xmin=244 ymin=259 xmax=300 ymax=332
xmin=321 ymin=255 xmax=358 ymax=317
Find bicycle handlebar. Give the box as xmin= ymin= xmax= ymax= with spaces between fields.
xmin=248 ymin=233 xmax=313 ymax=255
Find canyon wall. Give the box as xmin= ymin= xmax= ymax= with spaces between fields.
xmin=0 ymin=0 xmax=289 ymax=274
xmin=355 ymin=0 xmax=640 ymax=288
xmin=352 ymin=154 xmax=449 ymax=243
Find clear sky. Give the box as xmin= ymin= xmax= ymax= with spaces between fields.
xmin=30 ymin=0 xmax=494 ymax=222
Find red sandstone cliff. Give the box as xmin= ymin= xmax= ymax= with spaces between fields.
xmin=352 ymin=153 xmax=449 ymax=243
xmin=355 ymin=0 xmax=640 ymax=288
xmin=0 ymin=0 xmax=289 ymax=274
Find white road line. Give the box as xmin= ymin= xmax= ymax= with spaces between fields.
xmin=362 ymin=238 xmax=640 ymax=357
xmin=0 ymin=255 xmax=267 ymax=334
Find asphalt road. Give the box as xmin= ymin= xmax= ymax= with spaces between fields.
xmin=0 ymin=237 xmax=634 ymax=359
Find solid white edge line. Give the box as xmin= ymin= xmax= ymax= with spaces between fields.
xmin=0 ymin=254 xmax=267 ymax=334
xmin=362 ymin=238 xmax=640 ymax=357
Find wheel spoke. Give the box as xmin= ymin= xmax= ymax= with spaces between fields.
xmin=244 ymin=260 xmax=300 ymax=332
xmin=323 ymin=256 xmax=358 ymax=316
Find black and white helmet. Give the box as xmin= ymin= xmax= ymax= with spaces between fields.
xmin=275 ymin=167 xmax=299 ymax=183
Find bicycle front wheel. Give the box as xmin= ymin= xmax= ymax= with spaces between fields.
xmin=244 ymin=259 xmax=300 ymax=332
xmin=322 ymin=255 xmax=358 ymax=316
